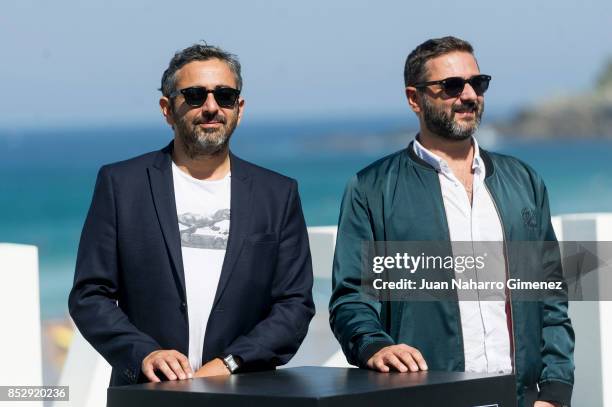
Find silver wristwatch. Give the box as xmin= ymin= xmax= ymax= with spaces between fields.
xmin=222 ymin=354 xmax=240 ymax=373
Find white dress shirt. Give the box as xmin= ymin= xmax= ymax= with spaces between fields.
xmin=413 ymin=137 xmax=512 ymax=374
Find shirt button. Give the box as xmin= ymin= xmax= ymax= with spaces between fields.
xmin=180 ymin=302 xmax=187 ymax=312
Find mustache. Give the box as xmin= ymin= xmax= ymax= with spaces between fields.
xmin=452 ymin=102 xmax=480 ymax=113
xmin=193 ymin=114 xmax=227 ymax=125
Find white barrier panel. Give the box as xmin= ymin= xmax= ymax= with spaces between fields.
xmin=284 ymin=226 xmax=350 ymax=368
xmin=0 ymin=243 xmax=42 ymax=407
xmin=307 ymin=226 xmax=337 ymax=279
xmin=52 ymin=327 xmax=111 ymax=407
xmin=558 ymin=213 xmax=612 ymax=407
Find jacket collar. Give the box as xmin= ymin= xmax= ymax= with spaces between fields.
xmin=148 ymin=140 xmax=253 ymax=305
xmin=407 ymin=137 xmax=495 ymax=179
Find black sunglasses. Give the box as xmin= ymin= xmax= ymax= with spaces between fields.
xmin=413 ymin=74 xmax=491 ymax=97
xmin=170 ymin=86 xmax=241 ymax=108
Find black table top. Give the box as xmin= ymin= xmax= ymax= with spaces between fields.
xmin=110 ymin=366 xmax=513 ymax=399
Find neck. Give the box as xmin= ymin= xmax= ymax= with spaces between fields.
xmin=417 ymin=127 xmax=474 ymax=166
xmin=172 ymin=137 xmax=231 ymax=180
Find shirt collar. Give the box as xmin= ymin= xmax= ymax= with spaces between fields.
xmin=412 ymin=135 xmax=484 ymax=174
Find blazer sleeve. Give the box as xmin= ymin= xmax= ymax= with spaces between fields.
xmin=222 ymin=179 xmax=315 ymax=369
xmin=68 ymin=166 xmax=161 ymax=384
xmin=536 ymin=181 xmax=575 ymax=406
xmin=328 ymin=176 xmax=395 ymax=367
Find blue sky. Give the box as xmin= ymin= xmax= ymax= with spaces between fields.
xmin=2 ymin=0 xmax=611 ymax=128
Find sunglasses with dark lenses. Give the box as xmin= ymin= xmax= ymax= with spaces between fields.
xmin=170 ymin=86 xmax=241 ymax=108
xmin=413 ymin=74 xmax=491 ymax=97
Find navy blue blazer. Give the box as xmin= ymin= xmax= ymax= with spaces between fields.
xmin=68 ymin=142 xmax=315 ymax=386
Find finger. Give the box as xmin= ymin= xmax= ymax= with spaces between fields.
xmin=374 ymin=358 xmax=390 ymax=372
xmin=142 ymin=364 xmax=161 ymax=383
xmin=176 ymin=353 xmax=194 ymax=378
xmin=407 ymin=348 xmax=428 ymax=371
xmin=155 ymin=360 xmax=178 ymax=380
xmin=397 ymin=351 xmax=419 ymax=372
xmin=383 ymin=354 xmax=408 ymax=373
xmin=366 ymin=354 xmax=378 ymax=370
xmin=366 ymin=358 xmax=374 ymax=370
xmin=167 ymin=358 xmax=188 ymax=380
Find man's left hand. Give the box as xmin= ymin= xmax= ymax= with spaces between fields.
xmin=534 ymin=401 xmax=561 ymax=407
xmin=193 ymin=358 xmax=231 ymax=378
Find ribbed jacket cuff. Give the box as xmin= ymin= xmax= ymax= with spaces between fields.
xmin=538 ymin=380 xmax=573 ymax=406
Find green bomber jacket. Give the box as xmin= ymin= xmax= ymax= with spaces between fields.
xmin=329 ymin=142 xmax=575 ymax=407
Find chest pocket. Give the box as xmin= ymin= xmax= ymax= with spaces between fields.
xmin=237 ymin=232 xmax=279 ymax=291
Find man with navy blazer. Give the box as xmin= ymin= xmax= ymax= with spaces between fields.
xmin=68 ymin=44 xmax=315 ymax=386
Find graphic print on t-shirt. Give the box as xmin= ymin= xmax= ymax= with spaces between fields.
xmin=178 ymin=208 xmax=230 ymax=250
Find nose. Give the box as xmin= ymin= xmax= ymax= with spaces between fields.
xmin=460 ymin=81 xmax=478 ymax=102
xmin=201 ymin=91 xmax=220 ymax=113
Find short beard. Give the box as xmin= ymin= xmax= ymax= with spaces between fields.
xmin=174 ymin=109 xmax=239 ymax=159
xmin=421 ymin=95 xmax=483 ymax=141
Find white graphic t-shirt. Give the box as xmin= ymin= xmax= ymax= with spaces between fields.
xmin=172 ymin=162 xmax=230 ymax=371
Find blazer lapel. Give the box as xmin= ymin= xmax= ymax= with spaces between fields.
xmin=212 ymin=152 xmax=253 ymax=308
xmin=147 ymin=142 xmax=186 ymax=301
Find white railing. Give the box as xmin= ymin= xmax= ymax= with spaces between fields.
xmin=1 ymin=213 xmax=610 ymax=407
xmin=554 ymin=213 xmax=612 ymax=407
xmin=0 ymin=243 xmax=42 ymax=407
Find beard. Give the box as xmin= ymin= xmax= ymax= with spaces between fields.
xmin=421 ymin=95 xmax=484 ymax=141
xmin=173 ymin=109 xmax=239 ymax=159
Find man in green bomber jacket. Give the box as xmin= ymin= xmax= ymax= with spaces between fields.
xmin=329 ymin=36 xmax=574 ymax=407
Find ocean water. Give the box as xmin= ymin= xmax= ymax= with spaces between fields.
xmin=1 ymin=118 xmax=612 ymax=318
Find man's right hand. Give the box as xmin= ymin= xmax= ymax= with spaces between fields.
xmin=141 ymin=350 xmax=193 ymax=382
xmin=366 ymin=344 xmax=428 ymax=373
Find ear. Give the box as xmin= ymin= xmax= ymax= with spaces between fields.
xmin=236 ymin=97 xmax=245 ymax=126
xmin=405 ymin=87 xmax=422 ymax=113
xmin=159 ymin=97 xmax=175 ymax=127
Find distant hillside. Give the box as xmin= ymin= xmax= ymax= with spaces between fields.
xmin=495 ymin=59 xmax=612 ymax=138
